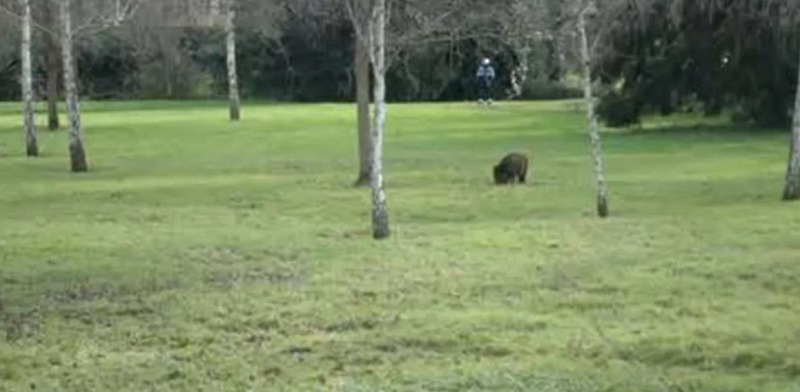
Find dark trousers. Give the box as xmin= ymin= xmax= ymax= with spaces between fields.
xmin=477 ymin=80 xmax=492 ymax=101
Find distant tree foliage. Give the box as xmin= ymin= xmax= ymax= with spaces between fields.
xmin=0 ymin=19 xmax=20 ymax=100
xmin=0 ymin=0 xmax=577 ymax=103
xmin=595 ymin=0 xmax=800 ymax=128
xmin=0 ymin=0 xmax=796 ymax=123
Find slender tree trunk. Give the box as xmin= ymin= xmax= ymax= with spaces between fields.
xmin=225 ymin=0 xmax=241 ymax=122
xmin=369 ymin=0 xmax=390 ymax=240
xmin=21 ymin=0 xmax=38 ymax=157
xmin=60 ymin=0 xmax=89 ymax=172
xmin=46 ymin=51 xmax=60 ymax=130
xmin=782 ymin=53 xmax=800 ymax=200
xmin=44 ymin=1 xmax=60 ymax=130
xmin=578 ymin=6 xmax=609 ymax=218
xmin=354 ymin=37 xmax=372 ymax=186
xmin=554 ymin=34 xmax=566 ymax=83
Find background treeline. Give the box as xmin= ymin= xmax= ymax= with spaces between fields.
xmin=0 ymin=6 xmax=581 ymax=104
xmin=0 ymin=0 xmax=798 ymax=128
xmin=595 ymin=0 xmax=800 ymax=128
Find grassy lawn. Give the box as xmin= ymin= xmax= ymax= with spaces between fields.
xmin=0 ymin=100 xmax=798 ymax=391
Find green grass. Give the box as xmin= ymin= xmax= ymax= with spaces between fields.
xmin=0 ymin=100 xmax=799 ymax=391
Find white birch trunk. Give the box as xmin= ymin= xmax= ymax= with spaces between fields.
xmin=225 ymin=0 xmax=241 ymax=121
xmin=578 ymin=5 xmax=609 ymax=217
xmin=21 ymin=0 xmax=38 ymax=157
xmin=782 ymin=52 xmax=800 ymax=200
xmin=61 ymin=0 xmax=89 ymax=172
xmin=369 ymin=0 xmax=390 ymax=239
xmin=354 ymin=36 xmax=372 ymax=186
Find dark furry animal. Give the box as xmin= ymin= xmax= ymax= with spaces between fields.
xmin=493 ymin=153 xmax=529 ymax=185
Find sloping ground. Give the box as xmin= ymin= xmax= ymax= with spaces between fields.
xmin=0 ymin=101 xmax=797 ymax=391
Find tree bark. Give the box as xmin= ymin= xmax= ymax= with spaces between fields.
xmin=225 ymin=0 xmax=241 ymax=122
xmin=46 ymin=50 xmax=60 ymax=130
xmin=44 ymin=0 xmax=60 ymax=130
xmin=369 ymin=0 xmax=390 ymax=239
xmin=354 ymin=36 xmax=372 ymax=186
xmin=578 ymin=5 xmax=609 ymax=218
xmin=21 ymin=0 xmax=38 ymax=157
xmin=782 ymin=52 xmax=800 ymax=200
xmin=60 ymin=0 xmax=89 ymax=172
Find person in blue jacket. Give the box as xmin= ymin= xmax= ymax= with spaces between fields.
xmin=476 ymin=57 xmax=496 ymax=104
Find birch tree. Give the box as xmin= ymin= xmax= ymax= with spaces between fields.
xmin=140 ymin=0 xmax=281 ymax=122
xmin=784 ymin=58 xmax=800 ymax=200
xmin=60 ymin=0 xmax=88 ymax=172
xmin=224 ymin=0 xmax=241 ymax=121
xmin=0 ymin=2 xmax=37 ymax=154
xmin=54 ymin=0 xmax=143 ymax=172
xmin=779 ymin=2 xmax=800 ymax=200
xmin=576 ymin=0 xmax=609 ymax=217
xmin=343 ymin=0 xmax=470 ymax=237
xmin=368 ymin=0 xmax=390 ymax=239
xmin=219 ymin=0 xmax=284 ymax=122
xmin=543 ymin=0 xmax=633 ymax=217
xmin=205 ymin=0 xmax=241 ymax=121
xmin=20 ymin=0 xmax=37 ymax=157
xmin=345 ymin=0 xmax=390 ymax=238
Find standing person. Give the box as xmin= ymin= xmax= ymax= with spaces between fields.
xmin=476 ymin=57 xmax=496 ymax=105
